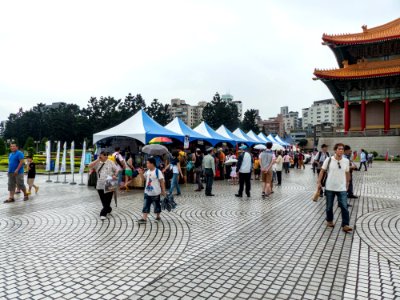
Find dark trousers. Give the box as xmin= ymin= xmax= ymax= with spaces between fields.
xmin=347 ymin=173 xmax=354 ymax=196
xmin=238 ymin=172 xmax=251 ymax=196
xmin=359 ymin=162 xmax=367 ymax=171
xmin=219 ymin=164 xmax=225 ymax=180
xmin=276 ymin=171 xmax=282 ymax=185
xmin=195 ymin=169 xmax=203 ymax=190
xmin=283 ymin=162 xmax=290 ymax=173
xmin=205 ymin=168 xmax=214 ymax=195
xmin=97 ymin=189 xmax=113 ymax=216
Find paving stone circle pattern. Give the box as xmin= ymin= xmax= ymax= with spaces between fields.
xmin=0 ymin=162 xmax=400 ymax=299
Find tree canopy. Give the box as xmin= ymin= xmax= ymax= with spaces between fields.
xmin=202 ymin=93 xmax=240 ymax=131
xmin=241 ymin=109 xmax=260 ymax=134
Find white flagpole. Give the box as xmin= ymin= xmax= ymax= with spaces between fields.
xmin=45 ymin=140 xmax=52 ymax=182
xmin=61 ymin=142 xmax=68 ymax=184
xmin=70 ymin=141 xmax=76 ymax=185
xmin=79 ymin=141 xmax=86 ymax=185
xmin=54 ymin=141 xmax=61 ymax=183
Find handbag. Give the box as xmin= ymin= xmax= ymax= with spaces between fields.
xmin=321 ymin=157 xmax=332 ymax=187
xmin=186 ymin=161 xmax=194 ymax=172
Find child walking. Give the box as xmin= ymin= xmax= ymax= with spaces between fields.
xmin=138 ymin=157 xmax=166 ymax=224
xmin=26 ymin=156 xmax=39 ymax=195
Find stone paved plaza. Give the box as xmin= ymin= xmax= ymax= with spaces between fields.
xmin=0 ymin=162 xmax=400 ymax=300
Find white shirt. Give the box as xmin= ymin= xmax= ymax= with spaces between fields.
xmin=239 ymin=152 xmax=252 ymax=173
xmin=145 ymin=169 xmax=164 ymax=196
xmin=322 ymin=156 xmax=350 ymax=192
xmin=275 ymin=155 xmax=283 ymax=171
xmin=112 ymin=152 xmax=125 ymax=171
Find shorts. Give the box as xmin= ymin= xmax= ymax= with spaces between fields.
xmin=27 ymin=178 xmax=36 ymax=186
xmin=8 ymin=173 xmax=26 ymax=192
xmin=254 ymin=169 xmax=261 ymax=175
xmin=262 ymin=170 xmax=273 ymax=183
xmin=125 ymin=169 xmax=133 ymax=177
xmin=142 ymin=194 xmax=162 ymax=214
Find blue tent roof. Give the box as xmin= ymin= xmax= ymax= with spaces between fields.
xmin=165 ymin=117 xmax=209 ymax=142
xmin=216 ymin=125 xmax=248 ymax=144
xmin=233 ymin=128 xmax=258 ymax=146
xmin=93 ymin=109 xmax=184 ymax=144
xmin=193 ymin=122 xmax=234 ymax=146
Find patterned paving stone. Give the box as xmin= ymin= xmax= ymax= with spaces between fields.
xmin=0 ymin=162 xmax=399 ymax=299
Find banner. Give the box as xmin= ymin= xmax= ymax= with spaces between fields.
xmin=54 ymin=141 xmax=61 ymax=173
xmin=70 ymin=141 xmax=75 ymax=174
xmin=79 ymin=141 xmax=86 ymax=175
xmin=184 ymin=135 xmax=189 ymax=149
xmin=61 ymin=142 xmax=67 ymax=173
xmin=45 ymin=140 xmax=51 ymax=171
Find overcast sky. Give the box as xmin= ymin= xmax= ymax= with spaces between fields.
xmin=0 ymin=0 xmax=399 ymax=122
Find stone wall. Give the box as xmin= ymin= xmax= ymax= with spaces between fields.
xmin=317 ymin=136 xmax=400 ymax=156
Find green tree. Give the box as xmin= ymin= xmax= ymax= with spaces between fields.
xmin=202 ymin=92 xmax=240 ymax=131
xmin=145 ymin=99 xmax=172 ymax=126
xmin=118 ymin=93 xmax=147 ymax=120
xmin=0 ymin=138 xmax=6 ymax=155
xmin=241 ymin=109 xmax=260 ymax=134
xmin=24 ymin=136 xmax=35 ymax=154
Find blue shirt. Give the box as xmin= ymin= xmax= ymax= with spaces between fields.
xmin=8 ymin=151 xmax=24 ymax=174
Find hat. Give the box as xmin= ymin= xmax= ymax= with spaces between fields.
xmin=196 ymin=148 xmax=201 ymax=151
xmin=239 ymin=145 xmax=248 ymax=150
xmin=206 ymin=147 xmax=214 ymax=152
xmin=321 ymin=144 xmax=328 ymax=148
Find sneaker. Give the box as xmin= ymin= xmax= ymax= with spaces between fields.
xmin=342 ymin=225 xmax=353 ymax=233
xmin=235 ymin=194 xmax=243 ymax=198
xmin=138 ymin=219 xmax=147 ymax=224
xmin=327 ymin=221 xmax=335 ymax=228
xmin=35 ymin=186 xmax=39 ymax=194
xmin=100 ymin=216 xmax=107 ymax=220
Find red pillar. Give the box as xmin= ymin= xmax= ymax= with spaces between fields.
xmin=361 ymin=100 xmax=366 ymax=131
xmin=384 ymin=98 xmax=390 ymax=132
xmin=344 ymin=100 xmax=350 ymax=132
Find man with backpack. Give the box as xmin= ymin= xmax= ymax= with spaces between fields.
xmin=317 ymin=143 xmax=352 ymax=233
xmin=315 ymin=144 xmax=330 ymax=197
xmin=112 ymin=147 xmax=126 ymax=186
xmin=138 ymin=157 xmax=166 ymax=224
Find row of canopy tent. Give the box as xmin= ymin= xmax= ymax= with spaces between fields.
xmin=93 ymin=109 xmax=292 ymax=147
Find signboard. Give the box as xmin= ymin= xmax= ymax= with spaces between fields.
xmin=184 ymin=135 xmax=190 ymax=149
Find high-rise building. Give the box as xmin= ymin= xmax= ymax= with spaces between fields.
xmin=283 ymin=111 xmax=300 ymax=133
xmin=169 ymin=99 xmax=207 ymax=128
xmin=257 ymin=114 xmax=284 ymax=136
xmin=233 ymin=101 xmax=243 ymax=120
xmin=280 ymin=106 xmax=289 ymax=116
xmin=302 ymin=99 xmax=344 ymax=129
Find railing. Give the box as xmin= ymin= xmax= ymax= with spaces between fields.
xmin=320 ymin=129 xmax=400 ymax=137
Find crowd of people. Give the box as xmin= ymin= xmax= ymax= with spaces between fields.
xmin=4 ymin=141 xmax=373 ymax=233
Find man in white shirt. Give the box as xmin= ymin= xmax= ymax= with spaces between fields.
xmin=358 ymin=149 xmax=368 ymax=171
xmin=317 ymin=143 xmax=352 ymax=233
xmin=235 ymin=145 xmax=253 ymax=198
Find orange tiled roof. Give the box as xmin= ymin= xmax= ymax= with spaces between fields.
xmin=314 ymin=58 xmax=400 ymax=80
xmin=322 ymin=18 xmax=400 ymax=45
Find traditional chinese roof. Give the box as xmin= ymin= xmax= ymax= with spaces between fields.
xmin=314 ymin=58 xmax=400 ymax=80
xmin=322 ymin=18 xmax=400 ymax=45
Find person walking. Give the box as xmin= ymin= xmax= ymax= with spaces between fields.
xmin=124 ymin=153 xmax=136 ymax=191
xmin=259 ymin=142 xmax=274 ymax=198
xmin=298 ymin=152 xmax=305 ymax=170
xmin=89 ymin=151 xmax=119 ymax=220
xmin=203 ymin=147 xmax=216 ymax=196
xmin=317 ymin=143 xmax=353 ymax=233
xmin=26 ymin=156 xmax=39 ymax=195
xmin=358 ymin=149 xmax=368 ymax=171
xmin=193 ymin=149 xmax=204 ymax=192
xmin=112 ymin=147 xmax=126 ymax=187
xmin=367 ymin=152 xmax=374 ymax=168
xmin=138 ymin=157 xmax=166 ymax=224
xmin=217 ymin=148 xmax=226 ymax=180
xmin=315 ymin=144 xmax=330 ymax=197
xmin=275 ymin=151 xmax=283 ymax=186
xmin=344 ymin=145 xmax=358 ymax=200
xmin=4 ymin=143 xmax=29 ymax=203
xmin=235 ymin=145 xmax=253 ymax=198
xmin=283 ymin=152 xmax=291 ymax=174
xmin=164 ymin=150 xmax=183 ymax=196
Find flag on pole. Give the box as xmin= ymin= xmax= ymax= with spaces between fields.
xmin=61 ymin=142 xmax=67 ymax=173
xmin=79 ymin=141 xmax=86 ymax=175
xmin=70 ymin=141 xmax=75 ymax=173
xmin=54 ymin=141 xmax=61 ymax=173
xmin=45 ymin=140 xmax=51 ymax=171
xmin=353 ymin=150 xmax=358 ymax=161
xmin=385 ymin=150 xmax=389 ymax=161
